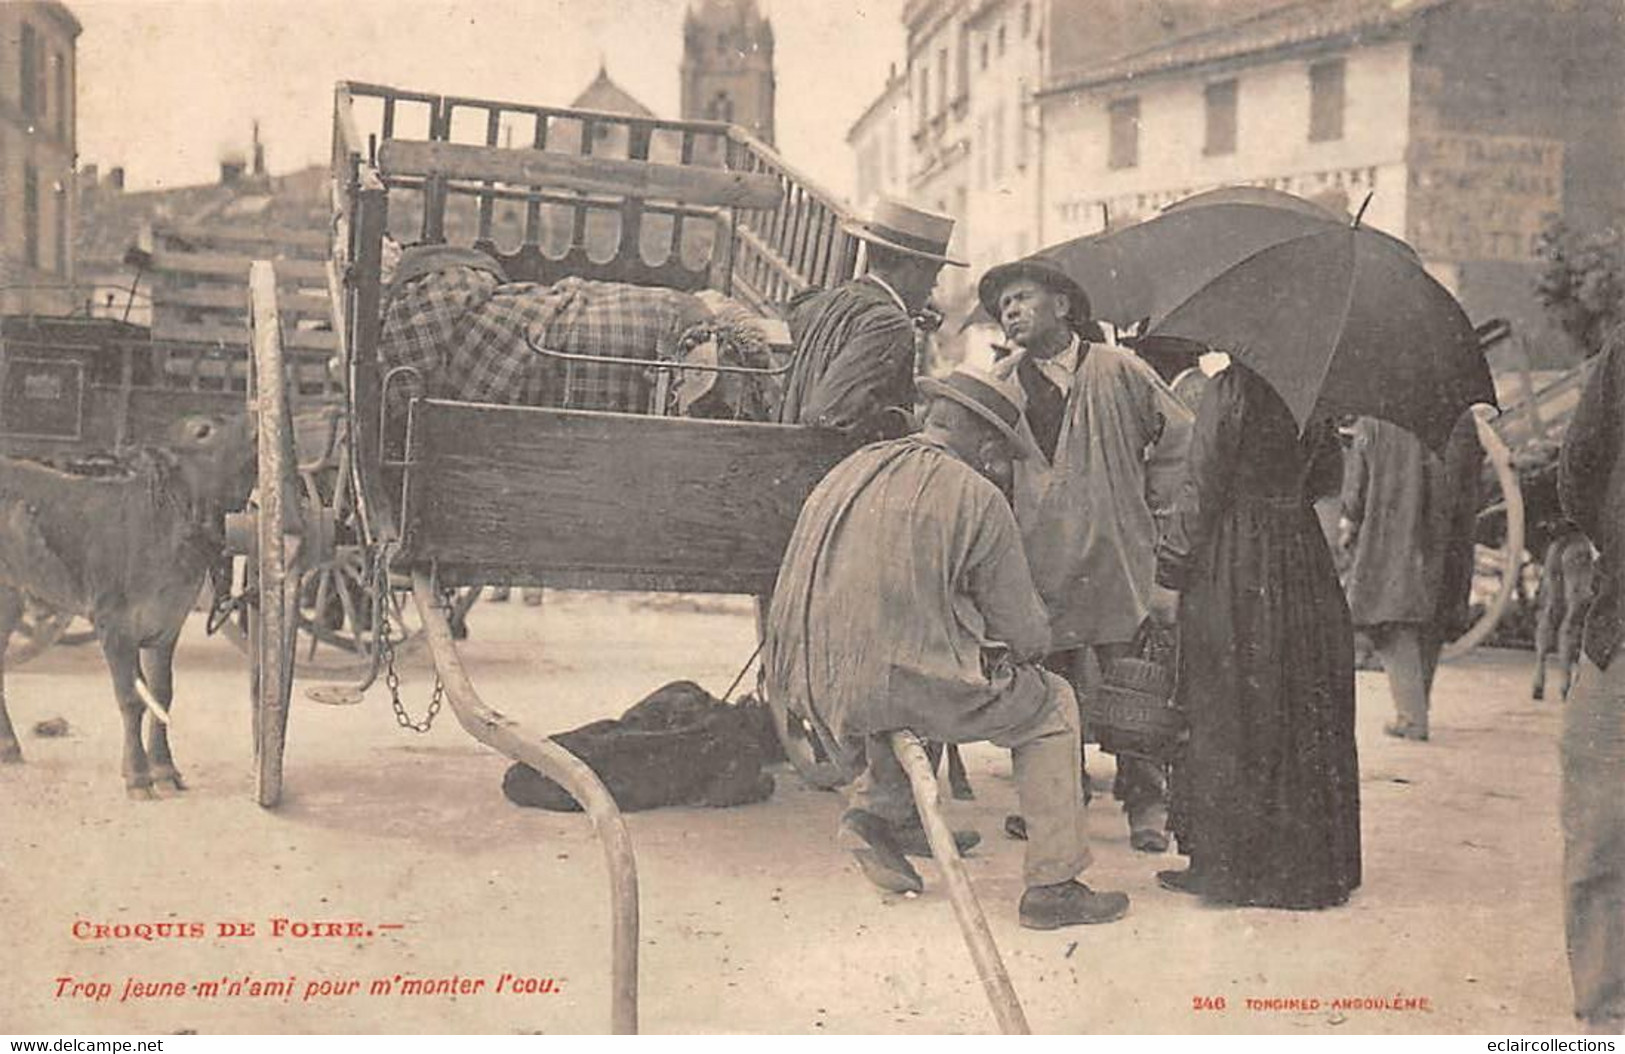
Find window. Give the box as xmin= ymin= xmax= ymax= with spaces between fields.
xmin=1309 ymin=58 xmax=1345 ymax=142
xmin=980 ymin=39 xmax=989 ymax=70
xmin=20 ymin=22 xmax=38 ymax=119
xmin=1108 ymin=97 xmax=1139 ymax=169
xmin=1204 ymin=79 xmax=1237 ymax=155
xmin=916 ymin=64 xmax=930 ymax=129
xmin=997 ymin=23 xmax=1007 ymax=55
xmin=992 ymin=104 xmax=1005 ymax=181
xmin=955 ymin=29 xmax=969 ymax=102
xmin=23 ymin=165 xmax=40 ymax=269
xmin=53 ymin=52 xmax=67 ymax=140
xmin=936 ymin=47 xmax=948 ymax=115
xmin=707 ymin=91 xmax=734 ymax=122
xmin=54 ymin=182 xmax=68 ymax=276
xmin=1015 ymin=84 xmax=1031 ymax=168
xmin=976 ymin=116 xmax=988 ymax=188
xmin=1022 ymin=1 xmax=1033 ymax=36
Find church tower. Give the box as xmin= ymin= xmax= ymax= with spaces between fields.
xmin=680 ymin=0 xmax=776 ymax=145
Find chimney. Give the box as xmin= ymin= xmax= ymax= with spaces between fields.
xmin=251 ymin=120 xmax=265 ymax=177
xmin=81 ymin=163 xmax=98 ymax=188
xmin=108 ymin=166 xmax=125 ymax=190
xmin=219 ymin=151 xmax=246 ymax=186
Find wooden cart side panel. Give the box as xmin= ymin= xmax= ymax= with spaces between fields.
xmin=398 ymin=401 xmax=853 ymax=592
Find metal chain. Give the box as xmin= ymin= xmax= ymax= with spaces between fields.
xmin=376 ymin=545 xmax=444 ymax=734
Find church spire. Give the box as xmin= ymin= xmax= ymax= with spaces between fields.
xmin=680 ymin=0 xmax=776 ymax=143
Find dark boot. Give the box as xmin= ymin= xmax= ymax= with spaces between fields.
xmin=839 ymin=809 xmax=922 ymax=894
xmin=890 ymin=820 xmax=982 ymax=858
xmin=1018 ymin=881 xmax=1130 ymax=929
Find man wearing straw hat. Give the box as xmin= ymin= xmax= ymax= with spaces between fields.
xmin=763 ymin=365 xmax=1131 ymax=929
xmin=981 ymin=259 xmax=1194 ymax=854
xmin=778 ymin=197 xmax=966 ymax=439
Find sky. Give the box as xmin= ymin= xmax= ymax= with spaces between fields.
xmin=72 ymin=0 xmax=907 ymax=200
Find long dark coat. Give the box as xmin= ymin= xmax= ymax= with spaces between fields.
xmin=778 ymin=277 xmax=916 ymax=439
xmin=1156 ymin=364 xmax=1362 ymax=909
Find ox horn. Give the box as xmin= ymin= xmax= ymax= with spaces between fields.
xmin=134 ymin=675 xmax=172 ymax=726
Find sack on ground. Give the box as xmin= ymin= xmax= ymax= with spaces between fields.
xmin=502 ymin=681 xmax=778 ymax=812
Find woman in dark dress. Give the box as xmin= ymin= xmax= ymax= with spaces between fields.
xmin=1153 ymin=361 xmax=1362 ymax=910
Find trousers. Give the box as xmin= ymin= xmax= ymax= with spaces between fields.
xmin=1562 ymin=652 xmax=1625 ymax=1028
xmin=1372 ymin=622 xmax=1442 ymax=735
xmin=845 ymin=668 xmax=1092 ymax=887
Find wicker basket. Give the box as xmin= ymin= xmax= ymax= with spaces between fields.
xmin=1086 ymin=634 xmax=1183 ymax=760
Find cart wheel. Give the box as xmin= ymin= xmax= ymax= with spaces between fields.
xmin=1442 ymin=408 xmax=1524 ymax=662
xmin=4 ymin=598 xmax=74 ymax=665
xmin=247 ymin=261 xmax=299 ymax=808
xmin=223 ymin=414 xmax=425 ymax=676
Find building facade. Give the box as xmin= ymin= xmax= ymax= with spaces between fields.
xmin=888 ymin=0 xmax=1049 ymax=312
xmin=680 ymin=0 xmax=776 ymax=146
xmin=848 ymin=0 xmax=1286 ymax=339
xmin=1037 ymin=0 xmax=1625 ymax=355
xmin=0 ymin=1 xmax=80 ymax=315
xmin=852 ymin=0 xmax=1623 ymax=360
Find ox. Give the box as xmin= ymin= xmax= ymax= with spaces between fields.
xmin=0 ymin=413 xmax=256 ymax=796
xmin=1532 ymin=530 xmax=1599 ymax=702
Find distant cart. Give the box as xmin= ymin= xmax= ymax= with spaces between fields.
xmin=1446 ymin=340 xmax=1600 ymax=657
xmin=0 ymin=306 xmax=344 ymax=663
xmin=0 ymin=219 xmax=374 ymax=669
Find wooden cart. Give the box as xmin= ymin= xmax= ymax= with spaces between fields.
xmin=235 ymin=81 xmax=878 ymax=1034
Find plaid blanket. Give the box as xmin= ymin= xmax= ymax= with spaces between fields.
xmin=381 ymin=267 xmax=713 ymax=412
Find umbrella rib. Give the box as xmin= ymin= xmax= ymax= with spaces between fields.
xmin=1301 ymin=230 xmax=1362 ymax=430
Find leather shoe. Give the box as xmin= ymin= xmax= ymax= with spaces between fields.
xmin=839 ymin=810 xmax=923 ymax=894
xmin=1019 ymin=881 xmax=1130 ymax=929
xmin=892 ymin=821 xmax=982 ymax=858
xmin=1131 ymin=828 xmax=1170 ymax=853
xmin=1156 ymin=868 xmax=1204 ymax=896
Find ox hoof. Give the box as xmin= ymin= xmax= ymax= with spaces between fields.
xmin=152 ymin=767 xmax=188 ymax=792
xmin=125 ymin=781 xmax=157 ymax=801
xmin=1532 ymin=687 xmax=1545 ymax=701
xmin=1 ymin=742 xmax=23 ymax=764
xmin=950 ymin=780 xmax=975 ymax=801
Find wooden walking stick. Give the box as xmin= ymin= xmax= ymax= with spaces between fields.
xmin=890 ymin=729 xmax=1031 ymax=1035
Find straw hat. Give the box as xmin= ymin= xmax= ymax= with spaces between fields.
xmin=845 ymin=197 xmax=968 ymax=267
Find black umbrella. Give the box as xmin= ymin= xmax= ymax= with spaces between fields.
xmin=997 ymin=187 xmax=1497 ymax=449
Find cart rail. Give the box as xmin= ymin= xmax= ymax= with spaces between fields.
xmin=330 ymin=81 xmax=868 ymax=559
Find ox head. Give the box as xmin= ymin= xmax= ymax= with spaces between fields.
xmin=159 ymin=413 xmax=258 ymax=529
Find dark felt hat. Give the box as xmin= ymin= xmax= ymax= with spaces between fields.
xmin=916 ymin=366 xmax=1041 ymax=461
xmin=977 ymin=258 xmax=1092 ymax=326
